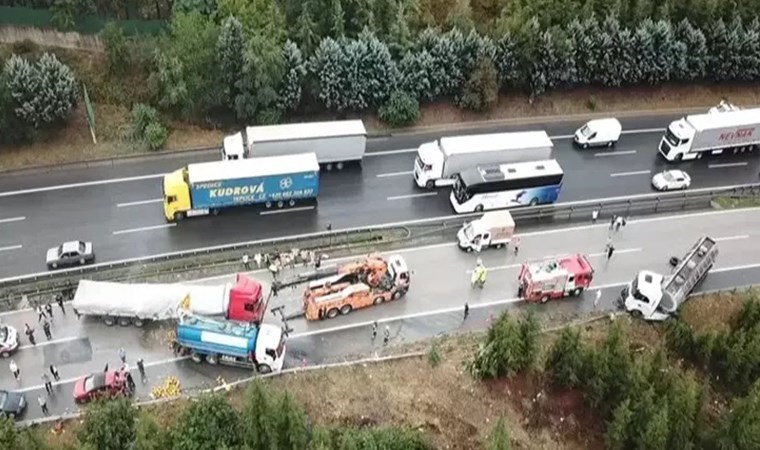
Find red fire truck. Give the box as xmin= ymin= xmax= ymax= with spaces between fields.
xmin=517 ymin=253 xmax=594 ymax=303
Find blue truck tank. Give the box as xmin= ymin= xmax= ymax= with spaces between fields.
xmin=187 ymin=153 xmax=320 ymax=210
xmin=176 ymin=315 xmax=259 ymax=358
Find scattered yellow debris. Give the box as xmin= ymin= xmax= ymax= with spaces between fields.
xmin=150 ymin=376 xmax=181 ymax=399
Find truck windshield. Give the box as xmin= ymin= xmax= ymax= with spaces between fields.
xmin=415 ymin=156 xmax=431 ymax=172
xmin=579 ymin=125 xmax=592 ymax=137
xmin=664 ymin=128 xmax=680 ymax=147
xmin=630 ymin=277 xmax=650 ymax=303
xmin=453 ymin=176 xmax=469 ymax=203
xmin=462 ymin=223 xmax=475 ymax=241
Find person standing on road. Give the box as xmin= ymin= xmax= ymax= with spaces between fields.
xmin=254 ymin=252 xmax=262 ymax=269
xmin=118 ymin=347 xmax=127 ymax=364
xmin=512 ymin=237 xmax=520 ymax=256
xmin=38 ymin=395 xmax=48 ymax=415
xmin=136 ymin=358 xmax=146 ymax=383
xmin=24 ymin=323 xmax=36 ymax=346
xmin=42 ymin=373 xmax=53 ymax=395
xmin=36 ymin=305 xmax=46 ymax=322
xmin=594 ymin=290 xmax=602 ymax=309
xmin=44 ymin=303 xmax=54 ymax=322
xmin=9 ymin=360 xmax=20 ymax=380
xmin=383 ymin=326 xmax=390 ymax=346
xmin=464 ymin=302 xmax=470 ymax=320
xmin=371 ymin=321 xmax=378 ymax=340
xmin=591 ymin=209 xmax=599 ymax=223
xmin=56 ymin=294 xmax=66 ymax=315
xmin=42 ymin=318 xmax=52 ymax=340
xmin=242 ymin=253 xmax=250 ymax=270
xmin=50 ymin=364 xmax=60 ymax=381
xmin=609 ymin=215 xmax=617 ymax=230
xmin=606 ymin=244 xmax=615 ymax=260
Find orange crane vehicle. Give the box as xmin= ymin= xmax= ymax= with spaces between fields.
xmin=273 ymin=254 xmax=410 ymax=321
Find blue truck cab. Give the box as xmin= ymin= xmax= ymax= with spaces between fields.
xmin=175 ymin=314 xmax=286 ymax=373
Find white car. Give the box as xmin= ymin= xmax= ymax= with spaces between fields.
xmin=46 ymin=240 xmax=95 ymax=270
xmin=651 ymin=170 xmax=691 ymax=191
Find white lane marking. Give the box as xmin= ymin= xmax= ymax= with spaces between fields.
xmin=466 ymin=248 xmax=642 ymax=273
xmin=713 ymin=262 xmax=760 ymax=273
xmin=366 ymin=148 xmax=416 ymax=156
xmin=714 ymin=235 xmax=750 ymax=242
xmin=18 ymin=335 xmax=79 ymax=351
xmin=113 ymin=223 xmax=176 ymax=235
xmin=260 ymin=206 xmax=316 ymax=216
xmin=0 ymin=216 xmax=25 ymax=224
xmin=387 ymin=192 xmax=438 ymax=201
xmin=709 ymin=162 xmax=749 ymax=169
xmin=610 ymin=170 xmax=651 ymax=177
xmin=376 ymin=171 xmax=413 ymax=178
xmin=551 ymin=134 xmax=573 ymax=139
xmin=0 ymin=245 xmax=22 ymax=252
xmin=0 ymin=173 xmax=165 ymax=198
xmin=622 ymin=128 xmax=665 ymax=135
xmin=594 ymin=150 xmax=637 ymax=157
xmin=117 ymin=198 xmax=163 ymax=208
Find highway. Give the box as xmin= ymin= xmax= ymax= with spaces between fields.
xmin=0 ymin=113 xmax=759 ymax=278
xmin=1 ymin=207 xmax=759 ymax=423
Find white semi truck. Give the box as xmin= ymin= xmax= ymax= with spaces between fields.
xmin=413 ymin=131 xmax=554 ymax=189
xmin=658 ymin=103 xmax=760 ymax=161
xmin=220 ymin=120 xmax=367 ymax=171
xmin=620 ymin=236 xmax=718 ymax=321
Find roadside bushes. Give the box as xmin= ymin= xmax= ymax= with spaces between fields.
xmin=468 ymin=311 xmax=541 ymax=379
xmin=130 ymin=103 xmax=168 ymax=150
xmin=379 ymin=91 xmax=420 ymax=127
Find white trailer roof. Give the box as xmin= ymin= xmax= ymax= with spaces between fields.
xmin=246 ymin=120 xmax=367 ymax=145
xmin=687 ymin=108 xmax=760 ymax=131
xmin=440 ymin=131 xmax=552 ymax=156
xmin=481 ymin=211 xmax=514 ymax=228
xmin=188 ymin=153 xmax=319 ymax=184
xmin=223 ymin=132 xmax=245 ymax=158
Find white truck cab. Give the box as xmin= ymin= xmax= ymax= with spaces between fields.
xmin=621 ymin=270 xmax=673 ymax=321
xmin=457 ymin=211 xmax=515 ymax=252
xmin=222 ymin=132 xmax=246 ymax=160
xmin=574 ymin=118 xmax=622 ymax=149
xmin=254 ymin=323 xmax=287 ymax=372
xmin=414 ymin=141 xmax=445 ymax=188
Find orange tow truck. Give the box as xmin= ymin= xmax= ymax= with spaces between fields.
xmin=273 ymin=254 xmax=410 ymax=321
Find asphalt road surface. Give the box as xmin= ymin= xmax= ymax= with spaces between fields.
xmin=1 ymin=207 xmax=759 ymax=423
xmin=1 ymin=112 xmax=759 ymax=278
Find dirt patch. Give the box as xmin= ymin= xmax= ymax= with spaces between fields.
xmin=681 ymin=290 xmax=757 ymax=335
xmin=3 ymin=81 xmax=760 ymax=172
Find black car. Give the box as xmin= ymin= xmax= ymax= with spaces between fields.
xmin=0 ymin=389 xmax=26 ymax=419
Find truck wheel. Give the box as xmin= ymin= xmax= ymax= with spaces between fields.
xmin=211 ymin=208 xmax=219 ymax=216
xmin=674 ymin=153 xmax=683 ymax=162
xmin=79 ymin=258 xmax=86 ymax=265
xmin=632 ymin=310 xmax=643 ymax=320
xmin=174 ymin=212 xmax=185 ymax=222
xmin=191 ymin=352 xmax=203 ymax=363
xmin=1 ymin=350 xmax=10 ymax=358
xmin=265 ymin=201 xmax=272 ymax=208
xmin=337 ymin=162 xmax=345 ymax=170
xmin=607 ymin=141 xmax=614 ymax=148
xmin=425 ymin=180 xmax=434 ymax=189
xmin=133 ymin=317 xmax=145 ymax=327
xmin=206 ymin=354 xmax=218 ymax=365
xmin=258 ymin=364 xmax=272 ymax=374
xmin=118 ymin=317 xmax=131 ymax=327
xmin=540 ymin=295 xmax=550 ymax=304
xmin=529 ymin=198 xmax=539 ymax=206
xmin=326 ymin=308 xmax=339 ymax=319
xmin=288 ymin=199 xmax=295 ymax=207
xmin=373 ymin=296 xmax=384 ymax=305
xmin=326 ymin=163 xmax=333 ymax=171
xmin=582 ymin=143 xmax=589 ymax=149
xmin=51 ymin=262 xmax=58 ymax=269
xmin=392 ymin=290 xmax=404 ymax=300
xmin=277 ymin=200 xmax=284 ymax=208
xmin=474 ymin=204 xmax=484 ymax=212
xmin=104 ymin=316 xmax=116 ymax=326
xmin=572 ymin=288 xmax=583 ymax=296
xmin=340 ymin=304 xmax=352 ymax=315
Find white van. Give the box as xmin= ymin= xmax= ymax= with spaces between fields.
xmin=573 ymin=118 xmax=622 ymax=149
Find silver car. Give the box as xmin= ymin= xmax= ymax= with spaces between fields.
xmin=46 ymin=240 xmax=95 ymax=270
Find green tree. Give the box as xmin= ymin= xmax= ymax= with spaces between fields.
xmin=545 ymin=326 xmax=585 ymax=389
xmin=218 ymin=0 xmax=286 ymax=42
xmin=242 ymin=379 xmax=278 ymax=449
xmin=379 ymin=90 xmax=420 ymax=127
xmin=485 ymin=416 xmax=511 ymax=450
xmin=328 ymin=0 xmax=346 ymax=37
xmin=170 ymin=394 xmax=242 ymax=450
xmin=605 ymin=398 xmax=633 ymax=450
xmin=0 ymin=416 xmax=18 ymax=450
xmin=494 ymin=32 xmax=519 ymax=89
xmin=293 ymin=0 xmax=320 ymax=55
xmin=239 ymin=33 xmax=286 ymax=122
xmin=387 ymin=0 xmax=412 ymax=57
xmin=173 ymin=0 xmax=218 ymax=15
xmin=714 ymin=380 xmax=760 ymax=450
xmin=338 ymin=429 xmax=360 ymax=450
xmin=398 ymin=50 xmax=435 ymax=100
xmin=666 ymin=373 xmax=702 ymax=450
xmin=77 ymin=398 xmax=137 ymax=450
xmin=132 ymin=413 xmax=169 ymax=450
xmin=458 ymin=56 xmax=498 ymax=110
xmin=149 ymin=51 xmax=190 ymax=112
xmin=309 ymin=427 xmax=334 ymax=449
xmin=278 ymin=40 xmax=306 ymax=113
xmin=4 ymin=53 xmax=78 ymax=129
xmin=275 ymin=392 xmax=309 ymax=450
xmin=101 ymin=22 xmax=129 ymax=76
xmin=217 ymin=16 xmax=246 ymax=111
xmin=0 ymin=72 xmax=33 ymax=146
xmin=640 ymin=406 xmax=670 ymax=450
xmin=50 ymin=0 xmax=76 ymax=31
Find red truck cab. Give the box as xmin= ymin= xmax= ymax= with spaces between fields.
xmin=227 ymin=274 xmax=267 ymax=323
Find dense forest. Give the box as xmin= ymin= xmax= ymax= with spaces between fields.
xmin=1 ymin=0 xmax=760 ymax=148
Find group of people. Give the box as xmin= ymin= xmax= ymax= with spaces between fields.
xmin=242 ymin=248 xmax=326 ymax=279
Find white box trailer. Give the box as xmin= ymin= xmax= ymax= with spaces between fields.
xmin=457 ymin=211 xmax=515 ymax=252
xmin=658 ymin=105 xmax=760 ymax=161
xmin=242 ymin=120 xmax=367 ymax=170
xmin=413 ymin=131 xmax=554 ymax=188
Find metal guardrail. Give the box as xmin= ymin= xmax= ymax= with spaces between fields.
xmin=1 ymin=182 xmax=758 ymax=294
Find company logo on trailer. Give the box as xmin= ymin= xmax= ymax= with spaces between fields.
xmin=280 ymin=177 xmax=293 ymax=189
xmin=719 ymin=128 xmax=755 ymax=141
xmin=208 ymin=182 xmax=265 ymax=198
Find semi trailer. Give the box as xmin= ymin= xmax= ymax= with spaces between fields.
xmin=162 ymin=153 xmax=319 ymax=222
xmin=413 ymin=131 xmax=554 ymax=189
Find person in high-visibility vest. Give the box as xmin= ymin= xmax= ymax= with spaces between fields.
xmin=471 ymin=259 xmax=487 ymax=288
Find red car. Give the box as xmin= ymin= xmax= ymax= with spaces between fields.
xmin=73 ymin=371 xmax=127 ymax=404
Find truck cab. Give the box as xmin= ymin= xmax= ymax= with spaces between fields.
xmin=163 ymin=168 xmax=192 ymax=222
xmin=457 ymin=211 xmax=515 ymax=252
xmin=620 ymin=270 xmax=671 ymax=321
xmin=222 ymin=132 xmax=246 ymax=160
xmin=659 ymin=118 xmax=698 ymax=161
xmin=414 ymin=140 xmax=445 ymax=188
